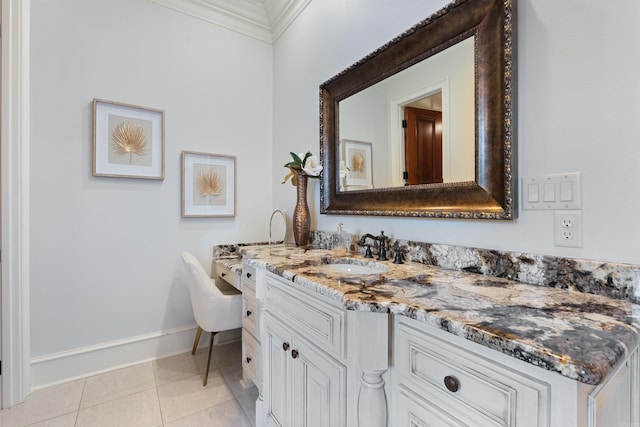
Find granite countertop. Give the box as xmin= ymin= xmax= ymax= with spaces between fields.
xmin=214 ymin=256 xmax=244 ymax=276
xmin=238 ymin=244 xmax=640 ymax=386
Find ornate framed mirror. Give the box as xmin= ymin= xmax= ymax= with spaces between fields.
xmin=320 ymin=0 xmax=516 ymax=220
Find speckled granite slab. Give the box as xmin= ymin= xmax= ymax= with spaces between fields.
xmin=239 ymin=244 xmax=640 ymax=386
xmin=311 ymin=230 xmax=640 ymax=304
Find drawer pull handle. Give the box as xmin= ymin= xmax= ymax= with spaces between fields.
xmin=246 ymin=310 xmax=252 ymax=316
xmin=444 ymin=375 xmax=460 ymax=393
xmin=246 ymin=272 xmax=252 ymax=279
xmin=282 ymin=342 xmax=290 ymax=351
xmin=291 ymin=349 xmax=299 ymax=359
xmin=246 ymin=356 xmax=252 ymax=363
xmin=221 ymin=272 xmax=226 ymax=277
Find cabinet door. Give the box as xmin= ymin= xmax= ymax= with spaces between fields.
xmin=263 ymin=313 xmax=293 ymax=427
xmin=290 ymin=335 xmax=346 ymax=427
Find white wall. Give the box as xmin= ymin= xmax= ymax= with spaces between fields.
xmin=272 ymin=0 xmax=640 ymax=265
xmin=30 ymin=0 xmax=272 ymax=362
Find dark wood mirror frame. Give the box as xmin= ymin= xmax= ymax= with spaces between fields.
xmin=320 ymin=0 xmax=516 ymax=220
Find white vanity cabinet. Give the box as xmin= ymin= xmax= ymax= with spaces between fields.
xmin=247 ymin=257 xmax=639 ymax=427
xmin=391 ymin=316 xmax=640 ymax=427
xmin=261 ymin=272 xmax=347 ymax=427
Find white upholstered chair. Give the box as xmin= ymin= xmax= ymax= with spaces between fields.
xmin=182 ymin=251 xmax=242 ymax=386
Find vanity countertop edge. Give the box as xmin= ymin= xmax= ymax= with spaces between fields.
xmin=233 ymin=245 xmax=640 ymax=386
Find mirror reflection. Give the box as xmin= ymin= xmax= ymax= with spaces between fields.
xmin=338 ymin=36 xmax=475 ymax=191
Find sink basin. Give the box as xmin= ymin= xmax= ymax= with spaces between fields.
xmin=317 ymin=262 xmax=387 ymax=275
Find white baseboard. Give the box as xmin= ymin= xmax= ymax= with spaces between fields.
xmin=30 ymin=325 xmax=241 ymax=391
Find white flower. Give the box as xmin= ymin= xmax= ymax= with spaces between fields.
xmin=302 ymin=155 xmax=323 ymax=177
xmin=282 ymin=151 xmax=323 ymax=185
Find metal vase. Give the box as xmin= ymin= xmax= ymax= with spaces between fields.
xmin=293 ymin=174 xmax=310 ymax=246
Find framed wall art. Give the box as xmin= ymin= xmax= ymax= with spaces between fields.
xmin=182 ymin=151 xmax=237 ymax=218
xmin=92 ymin=99 xmax=165 ymax=179
xmin=342 ymin=139 xmax=373 ymax=189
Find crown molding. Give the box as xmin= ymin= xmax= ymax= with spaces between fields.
xmin=265 ymin=0 xmax=311 ymax=41
xmin=148 ymin=0 xmax=311 ymax=43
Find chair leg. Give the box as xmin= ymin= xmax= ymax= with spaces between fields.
xmin=192 ymin=326 xmax=203 ymax=355
xmin=203 ymin=331 xmax=217 ymax=387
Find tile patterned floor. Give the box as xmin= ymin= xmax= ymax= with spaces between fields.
xmin=0 ymin=341 xmax=258 ymax=427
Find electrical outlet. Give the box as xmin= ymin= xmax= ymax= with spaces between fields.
xmin=554 ymin=211 xmax=583 ymax=247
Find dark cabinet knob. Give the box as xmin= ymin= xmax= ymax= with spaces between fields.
xmin=246 ymin=310 xmax=252 ymax=317
xmin=282 ymin=342 xmax=290 ymax=351
xmin=246 ymin=356 xmax=252 ymax=363
xmin=246 ymin=272 xmax=252 ymax=279
xmin=291 ymin=349 xmax=299 ymax=359
xmin=221 ymin=272 xmax=226 ymax=277
xmin=444 ymin=375 xmax=460 ymax=393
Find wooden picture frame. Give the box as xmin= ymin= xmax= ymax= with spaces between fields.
xmin=181 ymin=150 xmax=237 ymax=218
xmin=92 ymin=99 xmax=165 ymax=179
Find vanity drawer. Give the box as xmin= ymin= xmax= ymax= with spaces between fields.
xmin=264 ymin=273 xmax=345 ymax=358
xmin=216 ymin=263 xmax=233 ymax=283
xmin=394 ymin=317 xmax=549 ymax=427
xmin=242 ymin=329 xmax=259 ymax=386
xmin=242 ymin=284 xmax=259 ymax=339
xmin=242 ymin=265 xmax=256 ymax=292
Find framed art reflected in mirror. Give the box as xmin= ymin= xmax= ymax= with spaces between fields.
xmin=342 ymin=139 xmax=373 ymax=190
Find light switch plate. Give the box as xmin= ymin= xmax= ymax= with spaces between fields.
xmin=522 ymin=173 xmax=582 ymax=210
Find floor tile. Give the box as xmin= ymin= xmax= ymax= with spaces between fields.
xmin=0 ymin=347 xmax=254 ymax=427
xmin=235 ymin=386 xmax=259 ymax=426
xmin=0 ymin=380 xmax=84 ymax=426
xmin=219 ymin=364 xmax=258 ymax=407
xmin=153 ymin=352 xmax=201 ymax=386
xmin=75 ymin=388 xmax=162 ymax=427
xmin=157 ymin=371 xmax=235 ymax=423
xmin=80 ymin=362 xmax=156 ymax=409
xmin=164 ymin=398 xmax=251 ymax=427
xmin=193 ymin=346 xmax=220 ymax=380
xmin=25 ymin=412 xmax=77 ymax=427
xmin=211 ymin=341 xmax=242 ymax=370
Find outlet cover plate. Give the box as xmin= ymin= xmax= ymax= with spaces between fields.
xmin=553 ymin=210 xmax=583 ymax=248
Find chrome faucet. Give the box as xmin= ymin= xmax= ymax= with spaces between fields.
xmin=269 ymin=210 xmax=288 ymax=247
xmin=359 ymin=231 xmax=389 ymax=261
